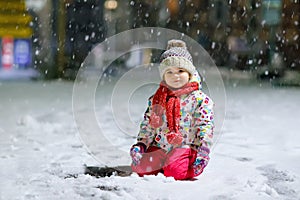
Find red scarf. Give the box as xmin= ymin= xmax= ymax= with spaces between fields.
xmin=150 ymin=82 xmax=199 ymax=145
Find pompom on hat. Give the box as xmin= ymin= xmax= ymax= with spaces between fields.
xmin=159 ymin=39 xmax=196 ymax=79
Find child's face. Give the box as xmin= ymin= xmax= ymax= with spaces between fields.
xmin=164 ymin=67 xmax=190 ymax=89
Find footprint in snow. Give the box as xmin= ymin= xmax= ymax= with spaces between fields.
xmin=236 ymin=157 xmax=253 ymax=162
xmin=257 ymin=165 xmax=297 ymax=198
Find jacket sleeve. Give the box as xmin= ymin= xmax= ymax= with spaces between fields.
xmin=136 ymin=97 xmax=155 ymax=148
xmin=192 ymin=95 xmax=214 ymax=162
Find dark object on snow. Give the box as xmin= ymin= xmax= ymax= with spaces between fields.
xmin=84 ymin=165 xmax=132 ymax=177
xmin=96 ymin=185 xmax=120 ymax=191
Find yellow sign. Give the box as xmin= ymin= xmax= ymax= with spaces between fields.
xmin=0 ymin=2 xmax=26 ymax=11
xmin=0 ymin=14 xmax=32 ymax=25
xmin=0 ymin=27 xmax=33 ymax=38
xmin=0 ymin=0 xmax=33 ymax=38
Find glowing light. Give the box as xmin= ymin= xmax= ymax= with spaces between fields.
xmin=105 ymin=0 xmax=118 ymax=10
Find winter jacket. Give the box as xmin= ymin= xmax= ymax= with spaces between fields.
xmin=137 ymin=71 xmax=214 ymax=161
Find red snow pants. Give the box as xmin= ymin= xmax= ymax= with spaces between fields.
xmin=131 ymin=146 xmax=198 ymax=180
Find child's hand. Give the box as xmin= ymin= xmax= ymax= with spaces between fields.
xmin=191 ymin=145 xmax=210 ymax=176
xmin=193 ymin=157 xmax=207 ymax=176
xmin=130 ymin=144 xmax=145 ymax=166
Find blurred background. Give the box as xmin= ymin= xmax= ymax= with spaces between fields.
xmin=0 ymin=0 xmax=299 ymax=84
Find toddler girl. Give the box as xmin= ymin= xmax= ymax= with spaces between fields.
xmin=130 ymin=39 xmax=214 ymax=180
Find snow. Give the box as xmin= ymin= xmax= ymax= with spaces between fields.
xmin=0 ymin=72 xmax=300 ymax=200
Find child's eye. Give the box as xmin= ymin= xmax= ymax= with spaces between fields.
xmin=166 ymin=71 xmax=173 ymax=74
xmin=179 ymin=69 xmax=186 ymax=73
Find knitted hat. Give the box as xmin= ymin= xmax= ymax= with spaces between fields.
xmin=159 ymin=39 xmax=196 ymax=79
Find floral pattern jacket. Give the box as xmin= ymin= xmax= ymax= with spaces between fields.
xmin=137 ymin=71 xmax=214 ymax=162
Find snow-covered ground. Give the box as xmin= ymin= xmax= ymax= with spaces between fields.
xmin=1 ymin=70 xmax=300 ymax=200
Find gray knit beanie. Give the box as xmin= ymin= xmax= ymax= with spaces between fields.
xmin=159 ymin=39 xmax=196 ymax=79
